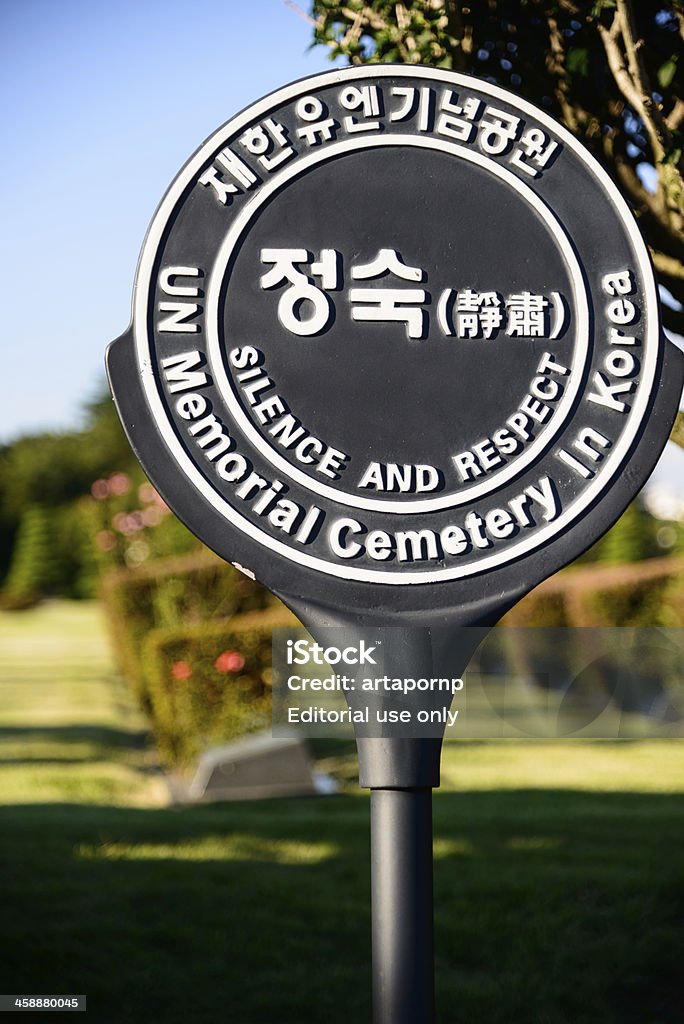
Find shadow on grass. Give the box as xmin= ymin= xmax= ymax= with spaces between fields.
xmin=0 ymin=725 xmax=149 ymax=748
xmin=0 ymin=790 xmax=683 ymax=1024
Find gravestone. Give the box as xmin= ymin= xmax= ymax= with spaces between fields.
xmin=186 ymin=733 xmax=318 ymax=802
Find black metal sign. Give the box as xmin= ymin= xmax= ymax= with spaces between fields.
xmin=108 ymin=66 xmax=682 ymax=626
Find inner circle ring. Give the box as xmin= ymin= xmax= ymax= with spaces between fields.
xmin=206 ymin=133 xmax=590 ymax=514
xmin=135 ymin=65 xmax=659 ymax=584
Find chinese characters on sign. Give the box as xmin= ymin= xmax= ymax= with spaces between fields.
xmin=259 ymin=246 xmax=567 ymax=341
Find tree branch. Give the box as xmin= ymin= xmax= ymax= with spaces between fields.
xmin=601 ymin=139 xmax=684 ymax=269
xmin=665 ymin=97 xmax=684 ymax=134
xmin=618 ymin=0 xmax=667 ymax=140
xmin=546 ymin=16 xmax=581 ymax=133
xmin=674 ymin=8 xmax=684 ymax=47
xmin=637 ymin=203 xmax=684 ymax=267
xmin=605 ymin=136 xmax=684 ymax=262
xmin=651 ymin=251 xmax=684 ymax=311
xmin=601 ymin=2 xmax=684 ymax=233
xmin=444 ymin=0 xmax=469 ymax=72
xmin=603 ymin=131 xmax=664 ymax=213
xmin=341 ymin=6 xmax=387 ymax=34
xmin=652 ymin=248 xmax=684 ymax=278
xmin=282 ymin=0 xmax=317 ymax=27
xmin=598 ymin=9 xmax=652 ymax=136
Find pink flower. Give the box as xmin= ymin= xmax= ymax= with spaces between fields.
xmin=171 ymin=661 xmax=192 ymax=680
xmin=138 ymin=482 xmax=156 ymax=504
xmin=128 ymin=511 xmax=145 ymax=531
xmin=112 ymin=512 xmax=129 ymax=534
xmin=95 ymin=530 xmax=116 ymax=552
xmin=215 ymin=650 xmax=246 ymax=673
xmin=142 ymin=506 xmax=162 ymax=527
xmin=91 ymin=479 xmax=110 ymax=500
xmin=109 ymin=472 xmax=131 ymax=496
xmin=112 ymin=513 xmax=139 ymax=536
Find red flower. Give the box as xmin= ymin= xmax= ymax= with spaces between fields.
xmin=171 ymin=661 xmax=192 ymax=680
xmin=215 ymin=650 xmax=246 ymax=673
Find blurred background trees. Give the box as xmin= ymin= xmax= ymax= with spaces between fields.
xmin=1 ymin=0 xmax=680 ymax=608
xmin=0 ymin=0 xmax=681 ymax=756
xmin=0 ymin=391 xmax=200 ymax=607
xmin=311 ymin=0 xmax=684 ymax=338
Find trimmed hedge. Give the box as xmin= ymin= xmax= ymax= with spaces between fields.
xmin=501 ymin=588 xmax=569 ymax=628
xmin=503 ymin=555 xmax=684 ymax=628
xmin=581 ymin=576 xmax=675 ymax=627
xmin=100 ymin=550 xmax=281 ymax=705
xmin=102 ymin=546 xmax=683 ymax=768
xmin=143 ymin=606 xmax=298 ymax=766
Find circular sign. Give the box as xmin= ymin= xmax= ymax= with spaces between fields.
xmin=109 ymin=66 xmax=679 ymax=610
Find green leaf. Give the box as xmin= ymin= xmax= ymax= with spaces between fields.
xmin=658 ymin=57 xmax=678 ymax=90
xmin=567 ymin=48 xmax=589 ymax=77
xmin=590 ymin=0 xmax=616 ymax=15
xmin=661 ymin=147 xmax=682 ymax=166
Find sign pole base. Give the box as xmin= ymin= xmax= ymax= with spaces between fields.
xmin=371 ymin=786 xmax=435 ymax=1024
xmin=356 ymin=629 xmax=442 ymax=1024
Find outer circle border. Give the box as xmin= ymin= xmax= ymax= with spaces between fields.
xmin=133 ymin=65 xmax=660 ymax=586
xmin=206 ymin=133 xmax=590 ymax=513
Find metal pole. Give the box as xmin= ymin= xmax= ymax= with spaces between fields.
xmin=370 ymin=787 xmax=435 ymax=1024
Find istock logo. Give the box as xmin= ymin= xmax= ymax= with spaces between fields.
xmin=286 ymin=639 xmax=378 ymax=666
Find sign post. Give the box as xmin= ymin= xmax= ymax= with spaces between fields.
xmin=107 ymin=66 xmax=683 ymax=1023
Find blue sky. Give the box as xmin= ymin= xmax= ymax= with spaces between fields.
xmin=0 ymin=0 xmax=328 ymax=440
xmin=1 ymin=0 xmax=682 ymax=496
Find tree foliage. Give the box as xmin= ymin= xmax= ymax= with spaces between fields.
xmin=310 ymin=0 xmax=684 ymax=445
xmin=3 ymin=506 xmax=64 ymax=604
xmin=0 ymin=392 xmax=134 ymax=527
xmin=0 ymin=389 xmax=136 ymax=585
xmin=0 ymin=387 xmax=202 ymax=599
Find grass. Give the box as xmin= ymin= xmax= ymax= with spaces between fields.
xmin=0 ymin=600 xmax=165 ymax=807
xmin=1 ymin=601 xmax=684 ymax=1022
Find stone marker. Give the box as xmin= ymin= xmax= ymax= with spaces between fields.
xmin=186 ymin=733 xmax=318 ymax=803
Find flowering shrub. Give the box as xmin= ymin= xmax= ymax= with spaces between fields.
xmin=143 ymin=606 xmax=298 ymax=766
xmin=100 ymin=549 xmax=281 ymax=705
xmin=83 ymin=470 xmax=200 ymax=576
xmin=503 ymin=556 xmax=684 ymax=628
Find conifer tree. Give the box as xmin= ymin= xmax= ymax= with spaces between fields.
xmin=4 ymin=506 xmax=63 ymax=601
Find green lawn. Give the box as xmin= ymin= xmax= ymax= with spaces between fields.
xmin=1 ymin=601 xmax=683 ymax=1023
xmin=0 ymin=600 xmax=165 ymax=807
